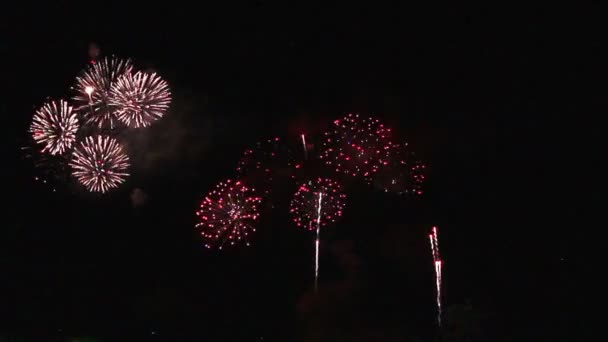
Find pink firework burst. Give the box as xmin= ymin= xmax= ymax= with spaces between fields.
xmin=372 ymin=141 xmax=427 ymax=195
xmin=195 ymin=179 xmax=263 ymax=249
xmin=70 ymin=136 xmax=130 ymax=193
xmin=319 ymin=113 xmax=394 ymax=180
xmin=236 ymin=137 xmax=297 ymax=196
xmin=72 ymin=57 xmax=133 ymax=128
xmin=289 ymin=177 xmax=346 ymax=230
xmin=29 ymin=99 xmax=79 ymax=155
xmin=110 ymin=71 xmax=172 ymax=128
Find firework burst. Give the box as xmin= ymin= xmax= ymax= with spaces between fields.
xmin=236 ymin=137 xmax=297 ymax=196
xmin=70 ymin=136 xmax=130 ymax=193
xmin=109 ymin=71 xmax=171 ymax=128
xmin=73 ymin=57 xmax=133 ymax=128
xmin=290 ymin=178 xmax=346 ymax=230
xmin=372 ymin=142 xmax=427 ymax=195
xmin=320 ymin=113 xmax=394 ymax=180
xmin=29 ymin=99 xmax=79 ymax=155
xmin=290 ymin=177 xmax=346 ymax=291
xmin=195 ymin=179 xmax=263 ymax=249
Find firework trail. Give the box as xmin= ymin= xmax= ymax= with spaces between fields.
xmin=301 ymin=133 xmax=308 ymax=160
xmin=29 ymin=100 xmax=79 ymax=155
xmin=314 ymin=192 xmax=323 ymax=291
xmin=110 ymin=71 xmax=172 ymax=128
xmin=195 ymin=179 xmax=262 ymax=249
xmin=320 ymin=113 xmax=393 ymax=181
xmin=70 ymin=136 xmax=130 ymax=193
xmin=429 ymin=226 xmax=443 ymax=326
xmin=73 ymin=57 xmax=133 ymax=128
xmin=290 ymin=178 xmax=346 ymax=291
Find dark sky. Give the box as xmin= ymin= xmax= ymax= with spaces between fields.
xmin=1 ymin=2 xmax=598 ymax=341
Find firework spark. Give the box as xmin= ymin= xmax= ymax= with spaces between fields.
xmin=195 ymin=179 xmax=263 ymax=249
xmin=290 ymin=178 xmax=346 ymax=290
xmin=320 ymin=113 xmax=394 ymax=180
xmin=109 ymin=71 xmax=171 ymax=128
xmin=70 ymin=136 xmax=130 ymax=193
xmin=29 ymin=100 xmax=79 ymax=155
xmin=73 ymin=57 xmax=133 ymax=128
xmin=373 ymin=142 xmax=426 ymax=195
xmin=429 ymin=226 xmax=443 ymax=326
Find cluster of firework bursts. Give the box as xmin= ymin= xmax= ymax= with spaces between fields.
xmin=27 ymin=55 xmax=171 ymax=193
xmin=195 ymin=113 xmax=428 ymax=294
xmin=197 ymin=113 xmax=426 ymax=249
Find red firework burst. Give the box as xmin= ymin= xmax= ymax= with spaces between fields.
xmin=319 ymin=113 xmax=394 ymax=180
xmin=70 ymin=136 xmax=130 ymax=193
xmin=29 ymin=99 xmax=79 ymax=155
xmin=110 ymin=71 xmax=172 ymax=128
xmin=72 ymin=57 xmax=133 ymax=128
xmin=289 ymin=178 xmax=346 ymax=230
xmin=372 ymin=142 xmax=427 ymax=195
xmin=195 ymin=179 xmax=263 ymax=249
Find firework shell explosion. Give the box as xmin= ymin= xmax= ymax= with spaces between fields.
xmin=195 ymin=179 xmax=263 ymax=249
xmin=20 ymin=145 xmax=71 ymax=193
xmin=319 ymin=113 xmax=394 ymax=181
xmin=372 ymin=142 xmax=427 ymax=195
xmin=236 ymin=137 xmax=297 ymax=197
xmin=72 ymin=57 xmax=133 ymax=128
xmin=70 ymin=136 xmax=130 ymax=193
xmin=29 ymin=99 xmax=79 ymax=155
xmin=109 ymin=71 xmax=172 ymax=128
xmin=289 ymin=178 xmax=346 ymax=230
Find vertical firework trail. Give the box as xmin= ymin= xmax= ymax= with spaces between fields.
xmin=301 ymin=133 xmax=308 ymax=160
xmin=429 ymin=226 xmax=443 ymax=326
xmin=314 ymin=192 xmax=323 ymax=292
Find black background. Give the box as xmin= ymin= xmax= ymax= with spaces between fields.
xmin=1 ymin=2 xmax=598 ymax=341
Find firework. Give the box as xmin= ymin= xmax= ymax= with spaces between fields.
xmin=195 ymin=179 xmax=262 ymax=249
xmin=290 ymin=178 xmax=346 ymax=230
xmin=236 ymin=137 xmax=297 ymax=196
xmin=320 ymin=113 xmax=394 ymax=180
xmin=29 ymin=100 xmax=79 ymax=155
xmin=70 ymin=136 xmax=130 ymax=193
xmin=290 ymin=178 xmax=346 ymax=291
xmin=109 ymin=71 xmax=171 ymax=128
xmin=20 ymin=145 xmax=70 ymax=192
xmin=372 ymin=142 xmax=426 ymax=195
xmin=301 ymin=133 xmax=308 ymax=160
xmin=73 ymin=57 xmax=133 ymax=128
xmin=429 ymin=226 xmax=443 ymax=326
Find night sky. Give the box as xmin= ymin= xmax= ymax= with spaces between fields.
xmin=1 ymin=3 xmax=596 ymax=341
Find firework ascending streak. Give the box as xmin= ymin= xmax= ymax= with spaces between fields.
xmin=29 ymin=100 xmax=79 ymax=155
xmin=301 ymin=133 xmax=308 ymax=160
xmin=195 ymin=179 xmax=262 ymax=249
xmin=290 ymin=178 xmax=346 ymax=291
xmin=73 ymin=57 xmax=133 ymax=128
xmin=70 ymin=136 xmax=130 ymax=193
xmin=429 ymin=226 xmax=443 ymax=326
xmin=320 ymin=113 xmax=393 ymax=181
xmin=110 ymin=71 xmax=172 ymax=128
xmin=314 ymin=192 xmax=322 ymax=291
